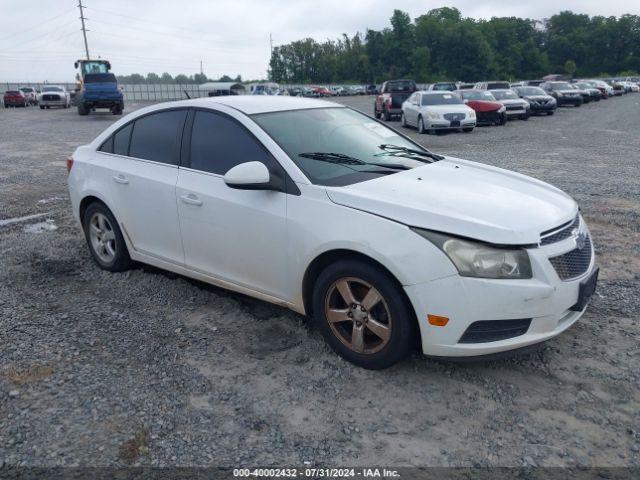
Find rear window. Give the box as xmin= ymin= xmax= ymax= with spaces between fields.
xmin=432 ymin=83 xmax=456 ymax=91
xmin=6 ymin=91 xmax=20 ymax=95
xmin=386 ymin=81 xmax=416 ymax=92
xmin=84 ymin=73 xmax=117 ymax=83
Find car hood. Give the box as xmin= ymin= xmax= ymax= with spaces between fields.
xmin=465 ymin=100 xmax=502 ymax=112
xmin=497 ymin=98 xmax=527 ymax=106
xmin=325 ymin=157 xmax=577 ymax=245
xmin=421 ymin=104 xmax=472 ymax=114
xmin=524 ymin=95 xmax=553 ymax=101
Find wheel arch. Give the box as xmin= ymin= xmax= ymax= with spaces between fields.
xmin=79 ymin=194 xmax=116 ymax=224
xmin=301 ymin=248 xmax=415 ymax=321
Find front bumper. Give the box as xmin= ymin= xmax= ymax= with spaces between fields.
xmin=405 ymin=221 xmax=597 ymax=357
xmin=557 ymin=96 xmax=582 ymax=106
xmin=529 ymin=103 xmax=556 ymax=113
xmin=425 ymin=118 xmax=476 ymax=130
xmin=40 ymin=97 xmax=67 ymax=106
xmin=476 ymin=111 xmax=505 ymax=125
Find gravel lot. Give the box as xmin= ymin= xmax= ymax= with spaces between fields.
xmin=1 ymin=94 xmax=639 ymax=469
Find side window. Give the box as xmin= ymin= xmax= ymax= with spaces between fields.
xmin=129 ymin=110 xmax=187 ymax=165
xmin=189 ymin=110 xmax=273 ymax=175
xmin=113 ymin=123 xmax=133 ymax=156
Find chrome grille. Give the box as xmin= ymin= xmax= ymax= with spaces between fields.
xmin=548 ymin=233 xmax=592 ymax=280
xmin=443 ymin=113 xmax=465 ymax=121
xmin=540 ymin=215 xmax=580 ymax=245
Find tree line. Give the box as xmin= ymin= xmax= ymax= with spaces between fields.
xmin=116 ymin=73 xmax=245 ymax=85
xmin=269 ymin=7 xmax=640 ymax=84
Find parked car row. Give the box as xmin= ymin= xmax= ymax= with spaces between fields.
xmin=371 ymin=77 xmax=639 ymax=135
xmin=3 ymin=85 xmax=72 ymax=109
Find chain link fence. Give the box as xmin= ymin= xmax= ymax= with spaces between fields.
xmin=3 ymin=82 xmax=206 ymax=101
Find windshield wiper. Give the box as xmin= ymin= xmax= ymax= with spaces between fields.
xmin=298 ymin=152 xmax=414 ymax=173
xmin=376 ymin=144 xmax=445 ymax=162
xmin=298 ymin=152 xmax=365 ymax=165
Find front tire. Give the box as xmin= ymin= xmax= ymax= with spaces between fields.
xmin=400 ymin=112 xmax=407 ymax=128
xmin=462 ymin=127 xmax=474 ymax=133
xmin=77 ymin=103 xmax=89 ymax=115
xmin=82 ymin=203 xmax=132 ymax=272
xmin=312 ymin=260 xmax=416 ymax=370
xmin=417 ymin=116 xmax=426 ymax=134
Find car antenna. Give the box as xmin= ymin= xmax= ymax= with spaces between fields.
xmin=183 ymin=90 xmax=191 ymax=99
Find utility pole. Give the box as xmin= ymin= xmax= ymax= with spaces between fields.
xmin=78 ymin=0 xmax=90 ymax=60
xmin=269 ymin=33 xmax=273 ymax=81
xmin=200 ymin=60 xmax=203 ymax=75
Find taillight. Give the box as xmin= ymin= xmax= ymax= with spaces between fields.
xmin=66 ymin=156 xmax=74 ymax=174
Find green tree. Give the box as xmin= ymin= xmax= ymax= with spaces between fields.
xmin=564 ymin=60 xmax=577 ymax=77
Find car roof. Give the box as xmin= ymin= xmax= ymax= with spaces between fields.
xmin=488 ymin=88 xmax=512 ymax=92
xmin=152 ymin=96 xmax=344 ymax=115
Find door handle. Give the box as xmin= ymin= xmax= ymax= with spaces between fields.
xmin=113 ymin=174 xmax=129 ymax=185
xmin=180 ymin=193 xmax=203 ymax=206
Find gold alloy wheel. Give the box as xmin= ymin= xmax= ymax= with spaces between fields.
xmin=324 ymin=277 xmax=392 ymax=354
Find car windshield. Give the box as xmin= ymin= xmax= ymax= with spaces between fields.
xmin=550 ymin=82 xmax=572 ymax=90
xmin=487 ymin=82 xmax=510 ymax=89
xmin=386 ymin=81 xmax=415 ymax=92
xmin=252 ymin=107 xmax=436 ymax=186
xmin=491 ymin=90 xmax=518 ymax=100
xmin=42 ymin=86 xmax=62 ymax=92
xmin=461 ymin=90 xmax=496 ymax=101
xmin=517 ymin=87 xmax=545 ymax=96
xmin=422 ymin=93 xmax=463 ymax=105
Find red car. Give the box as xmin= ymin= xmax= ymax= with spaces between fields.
xmin=311 ymin=86 xmax=332 ymax=97
xmin=3 ymin=90 xmax=28 ymax=108
xmin=455 ymin=89 xmax=507 ymax=126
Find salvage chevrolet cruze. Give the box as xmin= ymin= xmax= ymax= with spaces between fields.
xmin=67 ymin=97 xmax=598 ymax=369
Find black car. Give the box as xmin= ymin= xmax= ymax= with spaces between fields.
xmin=573 ymin=82 xmax=602 ymax=102
xmin=365 ymin=84 xmax=378 ymax=95
xmin=513 ymin=86 xmax=557 ymax=115
xmin=541 ymin=82 xmax=583 ymax=107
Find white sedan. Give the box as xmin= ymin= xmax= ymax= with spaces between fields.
xmin=401 ymin=91 xmax=476 ymax=134
xmin=67 ymin=96 xmax=598 ymax=369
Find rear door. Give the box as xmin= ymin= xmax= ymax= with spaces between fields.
xmin=176 ymin=108 xmax=288 ymax=298
xmin=100 ymin=109 xmax=187 ymax=264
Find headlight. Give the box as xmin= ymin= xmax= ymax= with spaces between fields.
xmin=412 ymin=229 xmax=532 ymax=279
xmin=498 ymin=106 xmax=506 ymax=113
xmin=468 ymin=110 xmax=476 ymax=118
xmin=426 ymin=110 xmax=440 ymax=120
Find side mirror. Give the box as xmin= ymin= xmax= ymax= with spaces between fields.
xmin=224 ymin=161 xmax=272 ymax=190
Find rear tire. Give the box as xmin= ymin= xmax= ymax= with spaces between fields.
xmin=547 ymin=111 xmax=554 ymax=116
xmin=383 ymin=108 xmax=391 ymax=121
xmin=82 ymin=203 xmax=132 ymax=272
xmin=312 ymin=260 xmax=416 ymax=370
xmin=77 ymin=103 xmax=89 ymax=116
xmin=39 ymin=105 xmax=45 ymax=110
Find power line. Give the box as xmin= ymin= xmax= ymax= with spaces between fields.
xmin=0 ymin=6 xmax=76 ymax=43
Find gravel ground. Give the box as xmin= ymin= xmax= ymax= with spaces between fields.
xmin=1 ymin=95 xmax=639 ymax=469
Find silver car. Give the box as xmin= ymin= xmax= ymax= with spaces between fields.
xmin=489 ymin=89 xmax=531 ymax=120
xmin=38 ymin=85 xmax=71 ymax=109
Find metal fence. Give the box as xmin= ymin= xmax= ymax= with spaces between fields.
xmin=3 ymin=82 xmax=207 ymax=101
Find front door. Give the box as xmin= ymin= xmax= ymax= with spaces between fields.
xmin=176 ymin=109 xmax=288 ymax=298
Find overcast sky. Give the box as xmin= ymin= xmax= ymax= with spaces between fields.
xmin=1 ymin=0 xmax=638 ymax=82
